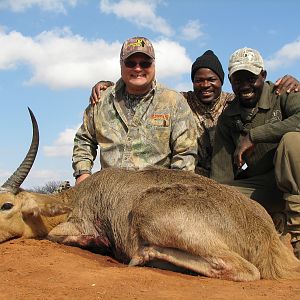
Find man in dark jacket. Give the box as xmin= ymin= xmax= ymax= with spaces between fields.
xmin=211 ymin=47 xmax=300 ymax=259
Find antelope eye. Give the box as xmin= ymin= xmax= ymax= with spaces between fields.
xmin=1 ymin=202 xmax=14 ymax=211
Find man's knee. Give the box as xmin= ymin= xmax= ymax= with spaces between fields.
xmin=275 ymin=132 xmax=300 ymax=194
xmin=280 ymin=132 xmax=300 ymax=150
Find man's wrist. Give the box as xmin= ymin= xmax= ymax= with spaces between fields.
xmin=248 ymin=131 xmax=254 ymax=143
xmin=73 ymin=170 xmax=91 ymax=179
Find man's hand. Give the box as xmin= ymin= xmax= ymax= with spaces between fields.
xmin=90 ymin=81 xmax=115 ymax=105
xmin=274 ymin=75 xmax=299 ymax=95
xmin=75 ymin=173 xmax=90 ymax=185
xmin=234 ymin=133 xmax=254 ymax=168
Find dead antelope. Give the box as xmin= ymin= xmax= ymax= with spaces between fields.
xmin=0 ymin=108 xmax=299 ymax=281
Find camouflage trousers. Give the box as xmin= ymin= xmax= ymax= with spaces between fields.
xmin=228 ymin=132 xmax=300 ymax=243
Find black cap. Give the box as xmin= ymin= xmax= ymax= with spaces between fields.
xmin=191 ymin=50 xmax=224 ymax=84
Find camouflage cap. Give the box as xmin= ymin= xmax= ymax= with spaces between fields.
xmin=120 ymin=37 xmax=155 ymax=61
xmin=228 ymin=47 xmax=264 ymax=77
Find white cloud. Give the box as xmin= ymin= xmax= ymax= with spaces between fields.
xmin=0 ymin=27 xmax=121 ymax=88
xmin=100 ymin=0 xmax=174 ymax=36
xmin=265 ymin=38 xmax=300 ymax=71
xmin=174 ymin=81 xmax=192 ymax=93
xmin=180 ymin=20 xmax=203 ymax=41
xmin=0 ymin=168 xmax=12 ymax=186
xmin=43 ymin=124 xmax=80 ymax=157
xmin=22 ymin=168 xmax=74 ymax=189
xmin=0 ymin=167 xmax=69 ymax=189
xmin=0 ymin=28 xmax=192 ymax=89
xmin=0 ymin=0 xmax=78 ymax=14
xmin=154 ymin=39 xmax=192 ymax=80
xmin=28 ymin=169 xmax=67 ymax=180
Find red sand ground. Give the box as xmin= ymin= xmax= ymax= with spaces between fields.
xmin=0 ymin=238 xmax=300 ymax=300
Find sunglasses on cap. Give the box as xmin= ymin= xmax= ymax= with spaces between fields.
xmin=123 ymin=59 xmax=153 ymax=69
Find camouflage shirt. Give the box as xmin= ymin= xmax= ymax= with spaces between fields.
xmin=182 ymin=90 xmax=234 ymax=177
xmin=72 ymin=79 xmax=198 ymax=177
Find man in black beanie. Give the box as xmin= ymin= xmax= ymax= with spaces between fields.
xmin=88 ymin=50 xmax=300 ymax=177
xmin=182 ymin=50 xmax=234 ymax=176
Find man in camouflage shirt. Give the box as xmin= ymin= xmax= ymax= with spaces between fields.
xmin=90 ymin=50 xmax=231 ymax=177
xmin=90 ymin=50 xmax=298 ymax=177
xmin=211 ymin=47 xmax=300 ymax=259
xmin=72 ymin=36 xmax=198 ymax=184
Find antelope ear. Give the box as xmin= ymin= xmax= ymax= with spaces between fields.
xmin=21 ymin=197 xmax=41 ymax=218
xmin=39 ymin=201 xmax=72 ymax=217
xmin=21 ymin=196 xmax=71 ymax=217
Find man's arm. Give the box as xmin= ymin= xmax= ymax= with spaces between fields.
xmin=211 ymin=115 xmax=236 ymax=183
xmin=250 ymin=92 xmax=300 ymax=144
xmin=72 ymin=107 xmax=98 ymax=184
xmin=233 ymin=133 xmax=254 ymax=168
xmin=169 ymin=95 xmax=198 ymax=171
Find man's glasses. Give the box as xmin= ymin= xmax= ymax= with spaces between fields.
xmin=123 ymin=60 xmax=153 ymax=69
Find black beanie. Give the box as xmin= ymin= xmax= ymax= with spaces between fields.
xmin=191 ymin=50 xmax=224 ymax=84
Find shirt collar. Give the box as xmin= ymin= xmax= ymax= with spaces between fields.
xmin=225 ymin=81 xmax=273 ymax=116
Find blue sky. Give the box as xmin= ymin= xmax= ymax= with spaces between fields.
xmin=0 ymin=0 xmax=299 ymax=188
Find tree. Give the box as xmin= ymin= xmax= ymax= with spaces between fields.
xmin=29 ymin=180 xmax=70 ymax=194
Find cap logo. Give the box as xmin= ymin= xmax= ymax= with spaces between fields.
xmin=244 ymin=52 xmax=255 ymax=61
xmin=128 ymin=39 xmax=146 ymax=48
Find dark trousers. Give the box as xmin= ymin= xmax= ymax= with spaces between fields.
xmin=229 ymin=132 xmax=300 ymax=242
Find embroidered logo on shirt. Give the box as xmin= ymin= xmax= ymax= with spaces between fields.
xmin=269 ymin=110 xmax=282 ymax=123
xmin=150 ymin=114 xmax=170 ymax=127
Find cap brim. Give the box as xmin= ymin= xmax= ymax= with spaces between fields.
xmin=229 ymin=64 xmax=262 ymax=77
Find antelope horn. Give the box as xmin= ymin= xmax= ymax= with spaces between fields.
xmin=0 ymin=107 xmax=39 ymax=194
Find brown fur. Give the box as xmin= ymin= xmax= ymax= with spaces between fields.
xmin=1 ymin=168 xmax=299 ymax=281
